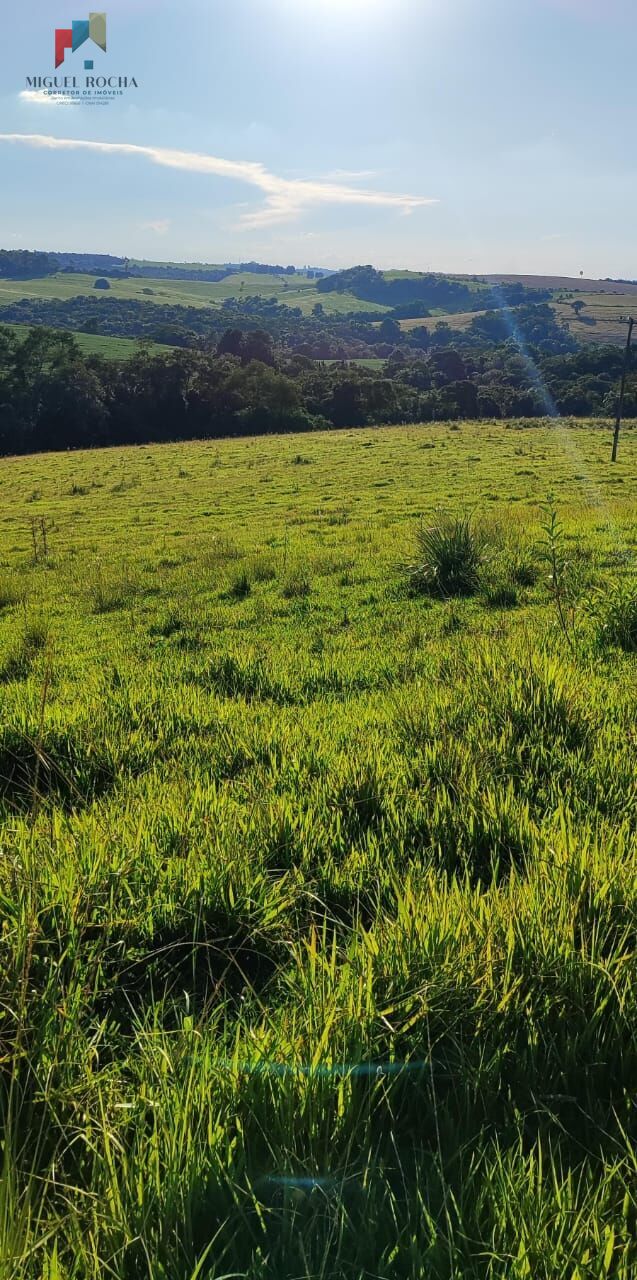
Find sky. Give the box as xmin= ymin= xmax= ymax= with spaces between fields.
xmin=0 ymin=0 xmax=636 ymax=276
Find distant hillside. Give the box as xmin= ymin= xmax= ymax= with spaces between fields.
xmin=477 ymin=274 xmax=637 ymax=296
xmin=317 ymin=265 xmax=552 ymax=316
xmin=0 ymin=249 xmax=332 ymax=284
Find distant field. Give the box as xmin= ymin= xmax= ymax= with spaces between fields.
xmin=3 ymin=270 xmax=634 ymax=348
xmin=2 ymin=322 xmax=171 ymax=359
xmin=400 ymin=292 xmax=636 ymax=346
xmin=552 ymin=294 xmax=635 ymax=345
xmin=480 ymin=273 xmax=637 ymax=295
xmin=384 ymin=269 xmax=489 ymax=294
xmin=326 ymin=356 xmax=386 ymax=369
xmin=399 ymin=309 xmax=485 ymax=333
xmin=0 ymin=271 xmax=387 ymax=317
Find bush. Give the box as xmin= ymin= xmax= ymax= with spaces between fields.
xmin=589 ymin=579 xmax=637 ymax=652
xmin=407 ymin=514 xmax=486 ymax=597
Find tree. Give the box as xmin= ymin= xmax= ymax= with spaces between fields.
xmin=94 ymin=278 xmax=111 ymax=291
xmin=379 ymin=317 xmax=402 ymax=344
xmin=241 ymin=330 xmax=275 ymax=367
xmin=216 ymin=329 xmax=244 ymax=358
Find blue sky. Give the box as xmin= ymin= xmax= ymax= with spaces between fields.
xmin=1 ymin=0 xmax=636 ymax=274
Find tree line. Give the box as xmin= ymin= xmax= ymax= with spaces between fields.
xmin=0 ymin=325 xmax=633 ymax=456
xmin=0 ymin=294 xmax=578 ymax=363
xmin=0 ymin=249 xmax=327 ymax=284
xmin=316 ymin=264 xmax=552 ymax=316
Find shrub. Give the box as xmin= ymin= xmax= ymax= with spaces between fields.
xmin=407 ymin=514 xmax=486 ymax=597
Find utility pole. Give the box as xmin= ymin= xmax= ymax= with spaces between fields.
xmin=611 ymin=315 xmax=634 ymax=462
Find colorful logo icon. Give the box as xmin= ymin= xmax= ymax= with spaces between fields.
xmin=55 ymin=12 xmax=107 ymax=69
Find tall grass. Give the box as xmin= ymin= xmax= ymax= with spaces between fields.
xmin=0 ymin=423 xmax=634 ymax=1276
xmin=406 ymin=514 xmax=486 ymax=597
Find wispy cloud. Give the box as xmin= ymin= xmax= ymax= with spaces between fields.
xmin=141 ymin=218 xmax=171 ymax=235
xmin=0 ymin=132 xmax=437 ymax=227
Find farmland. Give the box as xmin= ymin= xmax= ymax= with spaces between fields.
xmin=1 ymin=419 xmax=637 ymax=1278
xmin=551 ymin=293 xmax=636 ymax=346
xmin=398 ymin=288 xmax=637 ymax=346
xmin=0 ymin=270 xmax=387 ymax=317
xmin=1 ymin=322 xmax=171 ymax=360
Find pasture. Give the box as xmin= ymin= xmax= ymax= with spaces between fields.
xmin=1 ymin=323 xmax=171 ymax=360
xmin=1 ymin=419 xmax=637 ymax=1278
xmin=552 ymin=293 xmax=636 ymax=346
xmin=0 ymin=271 xmax=387 ymax=317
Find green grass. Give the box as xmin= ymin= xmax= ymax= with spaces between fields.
xmin=0 ymin=418 xmax=637 ymax=1277
xmin=1 ymin=322 xmax=172 ymax=359
xmin=326 ymin=356 xmax=386 ymax=369
xmin=399 ymin=309 xmax=485 ymax=333
xmin=0 ymin=271 xmax=388 ymax=316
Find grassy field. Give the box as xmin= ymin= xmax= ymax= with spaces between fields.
xmin=2 ymin=323 xmax=171 ymax=360
xmin=1 ymin=419 xmax=637 ymax=1278
xmin=327 ymin=356 xmax=386 ymax=369
xmin=399 ymin=292 xmax=636 ymax=345
xmin=0 ymin=272 xmax=388 ymax=317
xmin=399 ymin=309 xmax=486 ymax=333
xmin=480 ymin=274 xmax=637 ymax=296
xmin=552 ymin=295 xmax=636 ymax=346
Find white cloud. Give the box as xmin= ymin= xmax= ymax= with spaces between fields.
xmin=0 ymin=132 xmax=438 ymax=228
xmin=19 ymin=91 xmax=73 ymax=106
xmin=141 ymin=218 xmax=171 ymax=235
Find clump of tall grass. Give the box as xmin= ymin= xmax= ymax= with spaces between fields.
xmin=228 ymin=569 xmax=252 ymax=600
xmin=406 ymin=514 xmax=487 ymax=597
xmin=0 ymin=616 xmax=49 ymax=683
xmin=588 ymin=579 xmax=637 ymax=652
xmin=82 ymin=562 xmax=136 ymax=614
xmin=203 ymin=535 xmax=243 ymax=568
xmin=474 ymin=650 xmax=591 ymax=754
xmin=481 ymin=537 xmax=539 ymax=608
xmin=482 ymin=577 xmax=519 ymax=609
xmin=250 ymin=553 xmax=277 ymax=583
xmin=202 ymin=652 xmax=292 ymax=704
xmin=282 ymin=570 xmax=311 ymax=599
xmin=0 ymin=575 xmax=23 ymax=613
xmin=509 ymin=548 xmax=539 ymax=588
